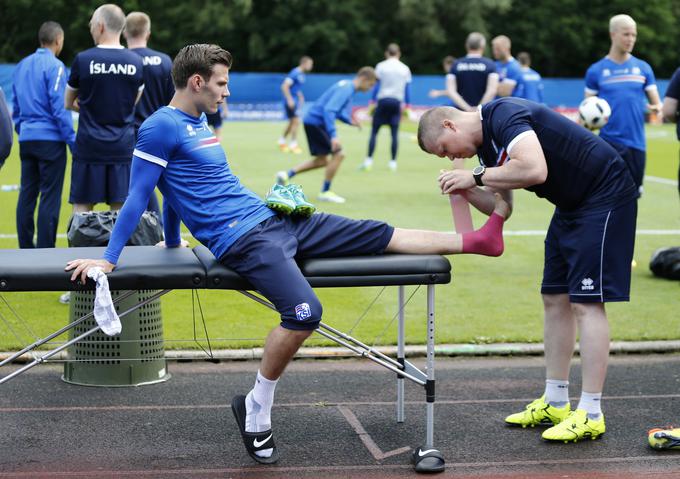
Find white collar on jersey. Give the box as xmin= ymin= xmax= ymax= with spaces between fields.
xmin=96 ymin=45 xmax=125 ymax=49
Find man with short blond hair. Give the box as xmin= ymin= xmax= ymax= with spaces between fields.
xmin=584 ymin=13 xmax=662 ymax=196
xmin=65 ymin=4 xmax=144 ymax=213
xmin=492 ymin=35 xmax=522 ymax=97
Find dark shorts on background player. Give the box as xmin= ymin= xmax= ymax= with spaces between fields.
xmin=541 ymin=198 xmax=638 ymax=303
xmin=303 ymin=123 xmax=333 ymax=156
xmin=372 ymin=98 xmax=402 ymax=127
xmin=605 ymin=139 xmax=646 ymax=194
xmin=69 ymin=161 xmax=131 ymax=204
xmin=220 ymin=213 xmax=394 ymax=331
xmin=284 ymin=101 xmax=298 ymax=119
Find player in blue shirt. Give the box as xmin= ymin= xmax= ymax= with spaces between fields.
xmin=12 ymin=21 xmax=75 ymax=249
xmin=278 ymin=56 xmax=313 ymax=154
xmin=417 ymin=98 xmax=638 ymax=443
xmin=516 ymin=52 xmax=544 ymax=103
xmin=0 ymin=87 xmax=11 ymax=169
xmin=445 ymin=33 xmax=498 ymax=111
xmin=65 ymin=4 xmax=144 ymax=214
xmin=124 ymin=11 xmax=175 ymax=219
xmin=492 ymin=35 xmax=523 ymax=98
xmin=585 ymin=14 xmax=662 ymax=196
xmin=276 ymin=67 xmax=377 ymax=204
xmin=662 ymin=66 xmax=680 ymax=200
xmin=65 ymin=43 xmax=511 ymax=466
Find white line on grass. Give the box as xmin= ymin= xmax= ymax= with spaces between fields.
xmin=646 ymin=175 xmax=678 ymax=186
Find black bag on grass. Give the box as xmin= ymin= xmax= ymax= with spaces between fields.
xmin=67 ymin=210 xmax=163 ymax=247
xmin=649 ymin=247 xmax=680 ymax=280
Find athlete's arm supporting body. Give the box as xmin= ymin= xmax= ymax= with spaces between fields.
xmin=66 ymin=157 xmax=165 ymax=282
xmin=438 ymin=131 xmax=547 ymax=193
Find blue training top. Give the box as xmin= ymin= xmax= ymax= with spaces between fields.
xmin=11 ymin=48 xmax=75 ymax=145
xmin=303 ymin=79 xmax=355 ymax=139
xmin=103 ymin=106 xmax=274 ymax=264
xmin=67 ymin=46 xmax=144 ymax=163
xmin=129 ymin=47 xmax=175 ymax=132
xmin=449 ymin=54 xmax=497 ymax=107
xmin=478 ymin=98 xmax=637 ymax=211
xmin=516 ymin=67 xmax=544 ymax=103
xmin=585 ymin=55 xmax=656 ymax=152
xmin=284 ymin=66 xmax=305 ymax=103
xmin=495 ymin=57 xmax=523 ymax=97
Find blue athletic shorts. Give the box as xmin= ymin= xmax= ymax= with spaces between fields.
xmin=372 ymin=98 xmax=402 ymax=128
xmin=541 ymin=198 xmax=638 ymax=303
xmin=220 ymin=213 xmax=395 ymax=331
xmin=304 ymin=123 xmax=333 ymax=156
xmin=69 ymin=161 xmax=131 ymax=205
xmin=605 ymin=139 xmax=646 ymax=194
xmin=284 ymin=101 xmax=298 ymax=119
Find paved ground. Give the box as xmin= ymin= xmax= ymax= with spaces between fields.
xmin=3 ymin=354 xmax=680 ymax=478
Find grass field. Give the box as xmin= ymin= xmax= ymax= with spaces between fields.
xmin=0 ymin=121 xmax=678 ymax=351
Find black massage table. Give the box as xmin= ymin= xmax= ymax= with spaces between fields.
xmin=0 ymin=245 xmax=451 ymax=472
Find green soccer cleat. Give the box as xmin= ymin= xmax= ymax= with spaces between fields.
xmin=541 ymin=409 xmax=605 ymax=443
xmin=286 ymin=184 xmax=316 ymax=217
xmin=505 ymin=395 xmax=571 ymax=428
xmin=648 ymin=427 xmax=680 ymax=450
xmin=265 ymin=184 xmax=296 ymax=215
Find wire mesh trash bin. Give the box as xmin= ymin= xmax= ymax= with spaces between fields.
xmin=62 ymin=211 xmax=170 ymax=386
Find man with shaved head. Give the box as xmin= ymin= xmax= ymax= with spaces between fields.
xmin=65 ymin=4 xmax=144 ymax=216
xmin=492 ymin=35 xmax=522 ymax=97
xmin=584 ymin=14 xmax=661 ymax=197
xmin=417 ymin=97 xmax=638 ymax=444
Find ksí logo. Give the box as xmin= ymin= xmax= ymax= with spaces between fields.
xmin=294 ymin=303 xmax=311 ymax=321
xmin=581 ymin=278 xmax=595 ymax=291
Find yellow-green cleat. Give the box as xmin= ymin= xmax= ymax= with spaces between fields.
xmin=648 ymin=427 xmax=680 ymax=450
xmin=541 ymin=409 xmax=605 ymax=443
xmin=505 ymin=395 xmax=571 ymax=428
xmin=265 ymin=184 xmax=296 ymax=215
xmin=286 ymin=184 xmax=316 ymax=217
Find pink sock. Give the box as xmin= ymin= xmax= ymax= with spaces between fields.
xmin=461 ymin=212 xmax=504 ymax=256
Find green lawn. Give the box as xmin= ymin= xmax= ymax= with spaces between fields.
xmin=0 ymin=121 xmax=678 ymax=351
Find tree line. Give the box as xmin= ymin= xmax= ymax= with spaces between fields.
xmin=1 ymin=0 xmax=678 ymax=77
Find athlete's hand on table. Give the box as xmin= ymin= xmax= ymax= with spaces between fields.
xmin=155 ymin=239 xmax=190 ymax=248
xmin=65 ymin=259 xmax=115 ymax=285
xmin=438 ymin=169 xmax=476 ymax=194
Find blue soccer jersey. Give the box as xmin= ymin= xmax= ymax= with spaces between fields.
xmin=478 ymin=98 xmax=636 ymax=211
xmin=67 ymin=46 xmax=144 ymax=163
xmin=131 ymin=106 xmax=274 ymax=259
xmin=303 ymin=79 xmax=355 ymax=139
xmin=516 ymin=67 xmax=544 ymax=103
xmin=449 ymin=54 xmax=497 ymax=107
xmin=496 ymin=57 xmax=523 ymax=97
xmin=585 ymin=56 xmax=656 ymax=151
xmin=284 ymin=67 xmax=305 ymax=99
xmin=130 ymin=47 xmax=175 ymax=131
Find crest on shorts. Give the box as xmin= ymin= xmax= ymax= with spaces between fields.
xmin=295 ymin=303 xmax=312 ymax=321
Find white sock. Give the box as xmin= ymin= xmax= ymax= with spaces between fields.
xmin=389 ymin=160 xmax=397 ymax=170
xmin=289 ymin=140 xmax=298 ymax=148
xmin=278 ymin=137 xmax=286 ymax=145
xmin=544 ymin=379 xmax=569 ymax=406
xmin=577 ymin=391 xmax=602 ymax=418
xmin=245 ymin=370 xmax=278 ymax=457
xmin=364 ymin=157 xmax=373 ymax=166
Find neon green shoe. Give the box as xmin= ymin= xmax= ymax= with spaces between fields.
xmin=648 ymin=427 xmax=680 ymax=450
xmin=265 ymin=184 xmax=296 ymax=215
xmin=286 ymin=184 xmax=316 ymax=217
xmin=505 ymin=395 xmax=571 ymax=428
xmin=542 ymin=409 xmax=605 ymax=443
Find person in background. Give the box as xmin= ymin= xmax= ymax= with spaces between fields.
xmin=428 ymin=55 xmax=456 ymax=104
xmin=445 ymin=32 xmax=498 ymax=111
xmin=0 ymin=87 xmax=12 ymax=169
xmin=492 ymin=35 xmax=523 ymax=98
xmin=662 ymin=64 xmax=680 ymax=201
xmin=360 ymin=43 xmax=412 ymax=172
xmin=278 ymin=56 xmax=313 ymax=154
xmin=12 ymin=21 xmax=75 ymax=249
xmin=516 ymin=52 xmax=544 ymax=104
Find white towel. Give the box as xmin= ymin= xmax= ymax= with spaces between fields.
xmin=87 ymin=267 xmax=121 ymax=336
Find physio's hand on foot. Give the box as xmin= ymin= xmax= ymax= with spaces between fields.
xmin=65 ymin=259 xmax=115 ymax=285
xmin=439 ymin=169 xmax=475 ymax=194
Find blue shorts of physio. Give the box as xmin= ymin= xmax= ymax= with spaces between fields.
xmin=220 ymin=213 xmax=394 ymax=331
xmin=541 ymin=198 xmax=637 ymax=303
xmin=303 ymin=123 xmax=333 ymax=156
xmin=69 ymin=160 xmax=131 ymax=205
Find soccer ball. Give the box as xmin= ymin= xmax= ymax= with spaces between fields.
xmin=578 ymin=96 xmax=611 ymax=130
